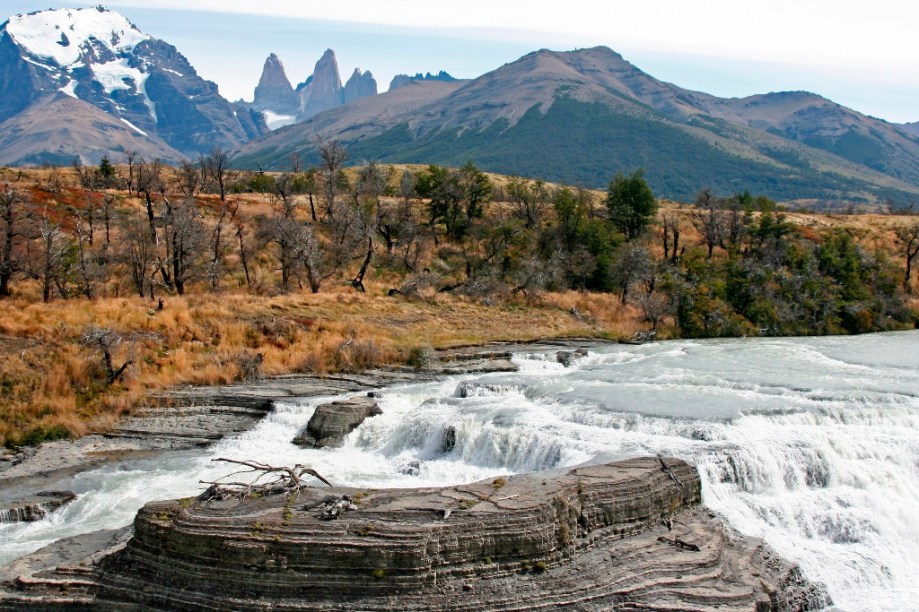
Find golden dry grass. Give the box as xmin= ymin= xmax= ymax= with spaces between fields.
xmin=0 ymin=285 xmax=633 ymax=446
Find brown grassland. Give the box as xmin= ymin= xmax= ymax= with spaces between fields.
xmin=0 ymin=165 xmax=916 ymax=447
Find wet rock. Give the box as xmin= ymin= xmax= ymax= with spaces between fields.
xmin=398 ymin=460 xmax=421 ymax=476
xmin=441 ymin=427 xmax=457 ymax=453
xmin=0 ymin=491 xmax=76 ymax=523
xmin=556 ymin=348 xmax=588 ymax=367
xmin=293 ymin=397 xmax=382 ymax=448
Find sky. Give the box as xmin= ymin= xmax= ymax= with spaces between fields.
xmin=4 ymin=1 xmax=918 ymax=123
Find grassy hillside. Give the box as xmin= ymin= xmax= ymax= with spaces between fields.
xmin=0 ymin=163 xmax=915 ymax=448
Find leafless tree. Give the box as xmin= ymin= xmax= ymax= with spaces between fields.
xmin=894 ymin=223 xmax=919 ymax=293
xmin=208 ymin=198 xmax=237 ymax=290
xmin=176 ymin=159 xmax=202 ymax=199
xmin=80 ymin=326 xmax=133 ymax=384
xmin=200 ymin=147 xmax=233 ymax=202
xmin=0 ymin=186 xmax=29 ymax=298
xmin=124 ymin=151 xmax=139 ymax=193
xmin=163 ymin=197 xmax=207 ymax=295
xmin=507 ymin=176 xmax=549 ymax=229
xmin=691 ymin=189 xmax=723 ymax=258
xmin=317 ymin=139 xmax=348 ymax=219
xmin=610 ymin=243 xmax=652 ymax=304
xmin=661 ymin=213 xmax=682 ymax=263
xmin=118 ymin=212 xmax=156 ymax=298
xmin=71 ymin=207 xmax=104 ymax=299
xmin=101 ymin=193 xmax=115 ymax=246
xmin=34 ymin=210 xmax=70 ymax=302
xmin=234 ymin=215 xmax=253 ymax=289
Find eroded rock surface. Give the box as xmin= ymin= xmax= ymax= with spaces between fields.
xmin=0 ymin=457 xmax=828 ymax=611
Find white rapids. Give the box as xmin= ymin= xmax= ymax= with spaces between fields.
xmin=2 ymin=330 xmax=918 ymax=611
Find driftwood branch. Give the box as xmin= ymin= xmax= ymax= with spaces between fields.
xmin=657 ymin=536 xmax=701 ymax=552
xmin=197 ymin=458 xmax=332 ymax=503
xmin=657 ymin=454 xmax=683 ymax=487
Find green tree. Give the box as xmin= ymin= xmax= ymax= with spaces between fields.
xmin=605 ymin=170 xmax=657 ymax=241
xmin=97 ymin=155 xmax=116 ymax=187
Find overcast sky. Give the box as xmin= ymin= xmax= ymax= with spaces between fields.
xmin=5 ymin=1 xmax=918 ymax=123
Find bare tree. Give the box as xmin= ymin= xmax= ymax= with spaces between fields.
xmin=34 ymin=210 xmax=70 ymax=303
xmin=175 ymin=159 xmax=202 ymax=199
xmin=117 ymin=211 xmax=156 ymax=298
xmin=164 ymin=197 xmax=207 ymax=295
xmin=234 ymin=215 xmax=253 ymax=289
xmin=0 ymin=186 xmax=28 ymax=298
xmin=661 ymin=214 xmax=682 ymax=263
xmin=81 ymin=327 xmax=133 ymax=384
xmin=317 ymin=139 xmax=348 ymax=219
xmin=894 ymin=223 xmax=919 ymax=293
xmin=71 ymin=207 xmax=104 ymax=298
xmin=691 ymin=189 xmax=723 ymax=258
xmin=101 ymin=193 xmax=115 ymax=246
xmin=507 ymin=176 xmax=548 ymax=229
xmin=200 ymin=147 xmax=233 ymax=202
xmin=258 ymin=178 xmax=312 ymax=291
xmin=208 ymin=198 xmax=237 ymax=290
xmin=610 ymin=243 xmax=652 ymax=304
xmin=124 ymin=151 xmax=139 ymax=193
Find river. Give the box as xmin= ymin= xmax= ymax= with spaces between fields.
xmin=2 ymin=331 xmax=918 ymax=610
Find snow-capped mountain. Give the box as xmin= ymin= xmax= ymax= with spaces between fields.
xmin=0 ymin=6 xmax=266 ymax=162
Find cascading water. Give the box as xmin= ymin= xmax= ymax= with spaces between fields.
xmin=1 ymin=331 xmax=917 ymax=610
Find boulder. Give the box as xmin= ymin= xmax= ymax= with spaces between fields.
xmin=293 ymin=396 xmax=382 ymax=448
xmin=556 ymin=348 xmax=589 ymax=367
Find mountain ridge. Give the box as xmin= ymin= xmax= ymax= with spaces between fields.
xmin=236 ymin=46 xmax=919 ymax=205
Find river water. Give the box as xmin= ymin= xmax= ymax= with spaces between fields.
xmin=2 ymin=331 xmax=918 ymax=610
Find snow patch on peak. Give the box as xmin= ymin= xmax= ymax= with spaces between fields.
xmin=59 ymin=80 xmax=78 ymax=98
xmin=6 ymin=6 xmax=148 ymax=67
xmin=92 ymin=58 xmax=146 ymax=94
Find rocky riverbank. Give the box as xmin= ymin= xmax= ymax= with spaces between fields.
xmin=0 ymin=457 xmax=827 ymax=610
xmin=0 ymin=339 xmax=829 ymax=609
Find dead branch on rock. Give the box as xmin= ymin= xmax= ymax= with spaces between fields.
xmin=657 ymin=454 xmax=683 ymax=487
xmin=198 ymin=458 xmax=332 ymax=503
xmin=657 ymin=536 xmax=701 ymax=552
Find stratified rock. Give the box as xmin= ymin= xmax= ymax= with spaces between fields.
xmin=0 ymin=491 xmax=76 ymax=524
xmin=0 ymin=457 xmax=829 ymax=610
xmin=293 ymin=396 xmax=382 ymax=448
xmin=252 ymin=53 xmax=299 ymax=115
xmin=343 ymin=68 xmax=378 ymax=104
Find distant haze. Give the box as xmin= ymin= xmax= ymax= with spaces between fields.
xmin=4 ymin=0 xmax=919 ymax=123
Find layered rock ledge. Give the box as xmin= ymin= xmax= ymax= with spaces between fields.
xmin=0 ymin=457 xmax=827 ymax=611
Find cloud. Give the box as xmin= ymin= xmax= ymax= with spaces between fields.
xmin=101 ymin=0 xmax=918 ymax=74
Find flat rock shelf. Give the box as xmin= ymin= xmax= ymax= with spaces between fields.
xmin=0 ymin=457 xmax=827 ymax=611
